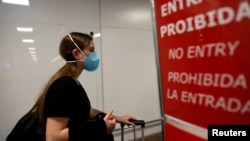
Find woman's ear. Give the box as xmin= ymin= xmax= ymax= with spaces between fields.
xmin=72 ymin=49 xmax=82 ymax=60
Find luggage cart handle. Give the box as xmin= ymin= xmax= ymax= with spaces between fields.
xmin=120 ymin=120 xmax=145 ymax=128
xmin=131 ymin=120 xmax=145 ymax=127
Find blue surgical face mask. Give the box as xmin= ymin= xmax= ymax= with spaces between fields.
xmin=83 ymin=51 xmax=100 ymax=71
xmin=67 ymin=33 xmax=100 ymax=72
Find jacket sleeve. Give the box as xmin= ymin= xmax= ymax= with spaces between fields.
xmin=68 ymin=118 xmax=108 ymax=141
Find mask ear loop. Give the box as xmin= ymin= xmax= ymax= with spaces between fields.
xmin=67 ymin=33 xmax=85 ymax=55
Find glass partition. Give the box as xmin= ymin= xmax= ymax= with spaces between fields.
xmin=0 ymin=1 xmax=102 ymax=139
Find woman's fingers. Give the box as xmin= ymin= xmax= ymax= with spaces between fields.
xmin=104 ymin=109 xmax=113 ymax=120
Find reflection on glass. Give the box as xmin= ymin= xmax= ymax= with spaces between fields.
xmin=22 ymin=39 xmax=34 ymax=43
xmin=2 ymin=0 xmax=29 ymax=6
xmin=17 ymin=27 xmax=33 ymax=32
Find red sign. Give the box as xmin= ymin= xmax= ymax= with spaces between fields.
xmin=154 ymin=0 xmax=250 ymax=139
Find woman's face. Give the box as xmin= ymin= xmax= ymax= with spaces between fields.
xmin=82 ymin=40 xmax=95 ymax=56
xmin=75 ymin=40 xmax=95 ymax=71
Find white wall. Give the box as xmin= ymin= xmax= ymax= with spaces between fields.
xmin=100 ymin=0 xmax=160 ymax=119
xmin=0 ymin=0 xmax=161 ymax=141
xmin=100 ymin=1 xmax=162 ymax=139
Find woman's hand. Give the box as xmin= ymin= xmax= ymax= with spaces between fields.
xmin=115 ymin=114 xmax=137 ymax=126
xmin=103 ymin=109 xmax=116 ymax=134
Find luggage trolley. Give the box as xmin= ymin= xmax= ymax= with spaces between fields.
xmin=120 ymin=120 xmax=145 ymax=141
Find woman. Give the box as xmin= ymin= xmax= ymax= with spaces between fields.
xmin=34 ymin=32 xmax=136 ymax=141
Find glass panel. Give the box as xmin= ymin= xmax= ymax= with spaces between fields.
xmin=0 ymin=0 xmax=102 ymax=139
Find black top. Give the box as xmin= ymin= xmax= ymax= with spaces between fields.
xmin=44 ymin=76 xmax=109 ymax=141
